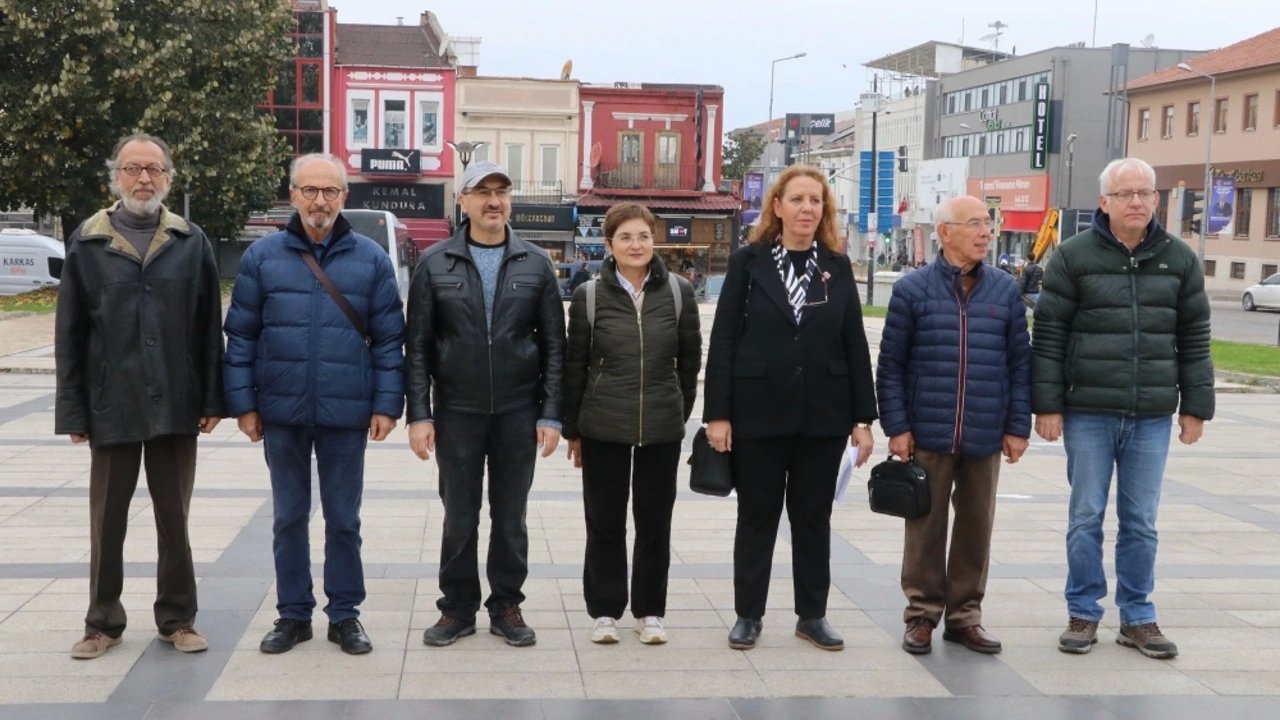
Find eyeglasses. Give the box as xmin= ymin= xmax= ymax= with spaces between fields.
xmin=467 ymin=187 xmax=511 ymax=201
xmin=294 ymin=185 xmax=344 ymax=201
xmin=118 ymin=164 xmax=168 ymax=177
xmin=611 ymin=232 xmax=654 ymax=245
xmin=944 ymin=218 xmax=995 ymax=230
xmin=1105 ymin=189 xmax=1157 ymax=202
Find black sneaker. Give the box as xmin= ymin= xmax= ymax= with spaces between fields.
xmin=259 ymin=618 xmax=312 ymax=654
xmin=422 ymin=614 xmax=477 ymax=647
xmin=489 ymin=606 xmax=536 ymax=647
xmin=327 ymin=618 xmax=372 ymax=655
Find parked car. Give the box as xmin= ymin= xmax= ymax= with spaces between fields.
xmin=700 ymin=274 xmax=725 ymax=304
xmin=1242 ymin=273 xmax=1280 ymax=311
xmin=0 ymin=229 xmax=64 ymax=296
xmin=343 ymin=209 xmax=416 ymax=302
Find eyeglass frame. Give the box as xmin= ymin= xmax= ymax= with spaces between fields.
xmin=293 ymin=185 xmax=345 ymax=201
xmin=1103 ymin=189 xmax=1157 ymax=202
xmin=117 ymin=164 xmax=170 ymax=178
xmin=942 ymin=218 xmax=995 ymax=230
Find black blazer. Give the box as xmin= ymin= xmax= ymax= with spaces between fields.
xmin=703 ymin=242 xmax=876 ymax=439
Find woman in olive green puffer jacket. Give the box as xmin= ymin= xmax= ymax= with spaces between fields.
xmin=561 ymin=203 xmax=701 ymax=645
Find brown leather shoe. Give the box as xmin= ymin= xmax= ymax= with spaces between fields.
xmin=902 ymin=618 xmax=933 ymax=655
xmin=942 ymin=624 xmax=1002 ymax=654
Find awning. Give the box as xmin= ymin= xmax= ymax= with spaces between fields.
xmin=1000 ymin=210 xmax=1046 ymax=233
xmin=577 ymin=192 xmax=742 ymax=212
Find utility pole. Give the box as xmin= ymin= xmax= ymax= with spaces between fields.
xmin=866 ymin=78 xmax=879 ymax=307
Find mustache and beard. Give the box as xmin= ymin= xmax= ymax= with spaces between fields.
xmin=112 ymin=177 xmax=169 ymax=217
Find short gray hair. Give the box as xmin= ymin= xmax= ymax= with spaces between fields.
xmin=289 ymin=153 xmax=348 ymax=189
xmin=933 ymin=201 xmax=955 ymax=227
xmin=1099 ymin=157 xmax=1156 ymax=194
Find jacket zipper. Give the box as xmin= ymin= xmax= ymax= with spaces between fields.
xmin=636 ymin=301 xmax=645 ymax=446
xmin=951 ymin=274 xmax=970 ymax=454
xmin=1129 ymin=255 xmax=1140 ymax=414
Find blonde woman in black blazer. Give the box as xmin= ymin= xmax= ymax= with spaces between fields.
xmin=703 ymin=165 xmax=877 ymax=651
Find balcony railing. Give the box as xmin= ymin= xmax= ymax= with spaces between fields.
xmin=594 ymin=162 xmax=696 ymax=191
xmin=508 ymin=179 xmax=565 ymax=204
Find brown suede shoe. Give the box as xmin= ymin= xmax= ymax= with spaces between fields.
xmin=902 ymin=617 xmax=933 ymax=655
xmin=71 ymin=631 xmax=121 ymax=659
xmin=942 ymin=624 xmax=1002 ymax=654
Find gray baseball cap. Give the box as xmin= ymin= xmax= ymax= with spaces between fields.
xmin=461 ymin=161 xmax=512 ymax=191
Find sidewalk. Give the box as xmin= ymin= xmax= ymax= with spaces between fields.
xmin=1 ymin=305 xmax=1279 ymax=719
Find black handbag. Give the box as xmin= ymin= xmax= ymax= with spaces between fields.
xmin=688 ymin=427 xmax=733 ymax=496
xmin=867 ymin=455 xmax=930 ymax=519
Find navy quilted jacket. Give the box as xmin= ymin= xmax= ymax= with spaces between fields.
xmin=223 ymin=214 xmax=405 ymax=429
xmin=876 ymin=256 xmax=1031 ymax=457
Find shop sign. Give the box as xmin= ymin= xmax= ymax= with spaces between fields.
xmin=346 ymin=182 xmax=444 ymax=218
xmin=1031 ymin=83 xmax=1050 ymax=170
xmin=360 ymin=149 xmax=420 ymax=175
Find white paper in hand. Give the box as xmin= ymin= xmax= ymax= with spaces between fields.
xmin=834 ymin=445 xmax=857 ymax=503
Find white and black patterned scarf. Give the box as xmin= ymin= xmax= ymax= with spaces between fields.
xmin=771 ymin=240 xmax=818 ymax=323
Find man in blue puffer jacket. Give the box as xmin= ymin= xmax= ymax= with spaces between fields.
xmin=876 ymin=195 xmax=1031 ymax=657
xmin=224 ymin=154 xmax=405 ymax=656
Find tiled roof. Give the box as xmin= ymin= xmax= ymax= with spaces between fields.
xmin=1128 ymin=27 xmax=1280 ymax=91
xmin=577 ymin=192 xmax=742 ymax=212
xmin=336 ymin=23 xmax=448 ymax=68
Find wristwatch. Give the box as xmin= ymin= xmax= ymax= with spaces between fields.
xmin=854 ymin=422 xmax=872 ymax=430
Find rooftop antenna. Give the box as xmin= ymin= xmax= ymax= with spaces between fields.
xmin=1140 ymin=33 xmax=1155 ymax=48
xmin=980 ymin=20 xmax=1008 ymax=52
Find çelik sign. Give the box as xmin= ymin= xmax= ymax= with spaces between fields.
xmin=360 ymin=148 xmax=421 ymax=175
xmin=784 ymin=113 xmax=836 ymax=136
xmin=1031 ymin=83 xmax=1051 ymax=170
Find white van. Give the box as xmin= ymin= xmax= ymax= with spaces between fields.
xmin=343 ymin=209 xmax=416 ymax=302
xmin=0 ymin=229 xmax=64 ymax=296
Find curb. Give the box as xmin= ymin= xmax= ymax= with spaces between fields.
xmin=1215 ymin=370 xmax=1280 ymax=392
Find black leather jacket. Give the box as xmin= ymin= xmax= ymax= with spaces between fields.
xmin=404 ymin=222 xmax=565 ymax=423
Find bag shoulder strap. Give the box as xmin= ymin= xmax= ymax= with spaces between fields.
xmin=584 ymin=279 xmax=597 ymax=330
xmin=296 ymin=249 xmax=370 ymax=345
xmin=668 ymin=272 xmax=682 ymax=319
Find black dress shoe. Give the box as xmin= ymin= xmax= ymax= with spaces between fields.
xmin=328 ymin=618 xmax=372 ymax=655
xmin=259 ymin=618 xmax=312 ymax=654
xmin=795 ymin=617 xmax=844 ymax=651
xmin=728 ymin=617 xmax=762 ymax=650
xmin=942 ymin=624 xmax=1002 ymax=654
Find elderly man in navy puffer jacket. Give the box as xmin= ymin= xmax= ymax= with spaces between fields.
xmin=875 ymin=195 xmax=1031 ymax=657
xmin=224 ymin=153 xmax=404 ymax=657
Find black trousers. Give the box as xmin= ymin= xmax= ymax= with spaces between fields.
xmin=86 ymin=434 xmax=198 ymax=638
xmin=731 ymin=435 xmax=845 ymax=620
xmin=434 ymin=406 xmax=538 ymax=619
xmin=580 ymin=437 xmax=681 ymax=619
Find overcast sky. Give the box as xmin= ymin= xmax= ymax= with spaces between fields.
xmin=336 ymin=1 xmax=1271 ymax=131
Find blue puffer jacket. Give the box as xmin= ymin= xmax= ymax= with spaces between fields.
xmin=876 ymin=256 xmax=1031 ymax=457
xmin=223 ymin=214 xmax=405 ymax=429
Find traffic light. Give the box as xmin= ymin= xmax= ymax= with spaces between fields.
xmin=897 ymin=145 xmax=908 ymax=172
xmin=1183 ymin=189 xmax=1204 ymax=234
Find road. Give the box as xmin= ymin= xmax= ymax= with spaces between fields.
xmin=1211 ymin=299 xmax=1280 ymax=345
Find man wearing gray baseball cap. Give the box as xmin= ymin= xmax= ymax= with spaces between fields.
xmin=405 ymin=160 xmax=566 ymax=648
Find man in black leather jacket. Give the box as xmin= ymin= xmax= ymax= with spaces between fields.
xmin=405 ymin=161 xmax=565 ymax=648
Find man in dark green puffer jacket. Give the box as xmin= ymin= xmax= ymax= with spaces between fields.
xmin=1031 ymin=157 xmax=1213 ymax=660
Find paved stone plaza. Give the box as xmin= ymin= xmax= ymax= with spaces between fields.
xmin=1 ymin=307 xmax=1278 ymax=719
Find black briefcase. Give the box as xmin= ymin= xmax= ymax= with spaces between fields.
xmin=867 ymin=455 xmax=930 ymax=519
xmin=687 ymin=427 xmax=733 ymax=497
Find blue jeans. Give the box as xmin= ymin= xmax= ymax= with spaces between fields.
xmin=264 ymin=424 xmax=369 ymax=623
xmin=1063 ymin=412 xmax=1171 ymax=626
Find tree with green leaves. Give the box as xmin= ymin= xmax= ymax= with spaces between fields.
xmin=721 ymin=129 xmax=768 ymax=181
xmin=0 ymin=0 xmax=292 ymax=239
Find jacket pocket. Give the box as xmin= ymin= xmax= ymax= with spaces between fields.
xmin=733 ymin=361 xmax=767 ymax=378
xmin=431 ymin=274 xmax=466 ymax=294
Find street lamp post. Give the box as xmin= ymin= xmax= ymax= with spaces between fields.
xmin=1177 ymin=62 xmax=1216 ymax=264
xmin=1066 ymin=133 xmax=1078 ymax=208
xmin=446 ymin=140 xmax=488 ymax=172
xmin=767 ymin=52 xmax=806 ymax=182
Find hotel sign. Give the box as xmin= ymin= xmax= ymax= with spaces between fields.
xmin=1031 ymin=83 xmax=1050 ymax=170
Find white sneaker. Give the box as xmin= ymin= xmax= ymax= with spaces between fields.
xmin=635 ymin=616 xmax=667 ymax=644
xmin=590 ymin=616 xmax=620 ymax=644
